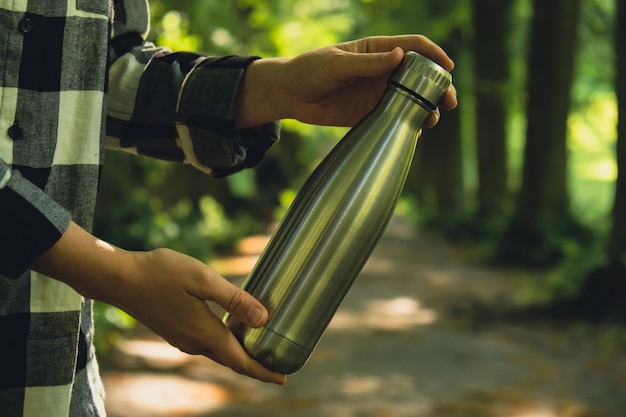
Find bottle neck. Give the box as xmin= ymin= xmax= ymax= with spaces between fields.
xmin=375 ymin=84 xmax=435 ymax=126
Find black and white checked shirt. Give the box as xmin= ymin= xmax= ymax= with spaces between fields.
xmin=0 ymin=1 xmax=279 ymax=415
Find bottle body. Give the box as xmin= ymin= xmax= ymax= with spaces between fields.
xmin=226 ymin=86 xmax=434 ymax=374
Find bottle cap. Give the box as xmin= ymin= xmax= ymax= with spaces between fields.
xmin=388 ymin=51 xmax=452 ymax=110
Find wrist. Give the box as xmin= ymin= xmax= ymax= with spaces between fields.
xmin=235 ymin=57 xmax=291 ymax=129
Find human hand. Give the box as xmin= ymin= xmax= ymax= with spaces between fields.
xmin=120 ymin=248 xmax=287 ymax=384
xmin=32 ymin=222 xmax=286 ymax=384
xmin=235 ymin=35 xmax=457 ymax=129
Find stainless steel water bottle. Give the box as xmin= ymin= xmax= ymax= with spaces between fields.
xmin=225 ymin=51 xmax=452 ymax=374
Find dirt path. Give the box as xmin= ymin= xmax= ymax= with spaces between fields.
xmin=101 ymin=218 xmax=626 ymax=417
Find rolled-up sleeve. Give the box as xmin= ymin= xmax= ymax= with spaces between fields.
xmin=106 ymin=0 xmax=279 ymax=178
xmin=0 ymin=159 xmax=71 ymax=278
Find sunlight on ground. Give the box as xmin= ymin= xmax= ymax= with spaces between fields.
xmin=321 ymin=373 xmax=431 ymax=417
xmin=103 ymin=373 xmax=229 ymax=417
xmin=104 ymin=337 xmax=284 ymax=416
xmin=211 ymin=254 xmax=260 ymax=277
xmin=237 ymin=235 xmax=272 ymax=255
xmin=211 ymin=235 xmax=269 ymax=277
xmin=430 ymin=388 xmax=609 ymax=417
xmin=512 ymin=412 xmax=557 ymax=417
xmin=112 ymin=340 xmax=189 ymax=369
xmin=329 ymin=296 xmax=437 ymax=331
xmin=333 ymin=373 xmax=416 ymax=397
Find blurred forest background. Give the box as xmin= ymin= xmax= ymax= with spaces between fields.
xmin=93 ymin=0 xmax=624 ymax=349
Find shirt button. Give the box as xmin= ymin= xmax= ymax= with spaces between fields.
xmin=8 ymin=121 xmax=23 ymax=140
xmin=18 ymin=18 xmax=33 ymax=33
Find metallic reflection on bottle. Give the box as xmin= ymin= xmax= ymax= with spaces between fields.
xmin=225 ymin=52 xmax=452 ymax=374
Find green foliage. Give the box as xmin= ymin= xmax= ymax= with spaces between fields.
xmin=93 ymin=301 xmax=136 ymax=357
xmin=95 ymin=173 xmax=258 ymax=259
xmin=573 ymin=0 xmax=615 ymax=106
xmin=519 ymin=240 xmax=603 ymax=306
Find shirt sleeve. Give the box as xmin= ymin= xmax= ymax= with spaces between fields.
xmin=0 ymin=159 xmax=71 ymax=278
xmin=106 ymin=0 xmax=280 ymax=178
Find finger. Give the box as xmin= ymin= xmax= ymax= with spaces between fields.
xmin=359 ymin=35 xmax=455 ymax=71
xmin=168 ymin=298 xmax=285 ymax=384
xmin=424 ymin=109 xmax=440 ymax=129
xmin=206 ymin=316 xmax=287 ymax=384
xmin=330 ymin=47 xmax=404 ymax=82
xmin=193 ymin=271 xmax=269 ymax=328
xmin=426 ymin=87 xmax=457 ymax=129
xmin=184 ymin=307 xmax=287 ymax=384
xmin=440 ymin=85 xmax=458 ymax=111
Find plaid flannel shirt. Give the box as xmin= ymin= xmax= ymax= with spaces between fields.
xmin=0 ymin=0 xmax=279 ymax=416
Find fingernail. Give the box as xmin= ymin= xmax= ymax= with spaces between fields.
xmin=247 ymin=307 xmax=264 ymax=326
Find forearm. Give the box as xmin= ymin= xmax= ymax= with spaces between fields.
xmin=30 ymin=221 xmax=140 ymax=309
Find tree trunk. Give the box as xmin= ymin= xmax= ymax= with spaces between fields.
xmin=472 ymin=0 xmax=513 ymax=218
xmin=503 ymin=0 xmax=581 ymax=264
xmin=608 ymin=0 xmax=626 ymax=261
xmin=570 ymin=0 xmax=626 ymax=322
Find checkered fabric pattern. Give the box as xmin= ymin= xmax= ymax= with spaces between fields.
xmin=0 ymin=1 xmax=279 ymax=416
